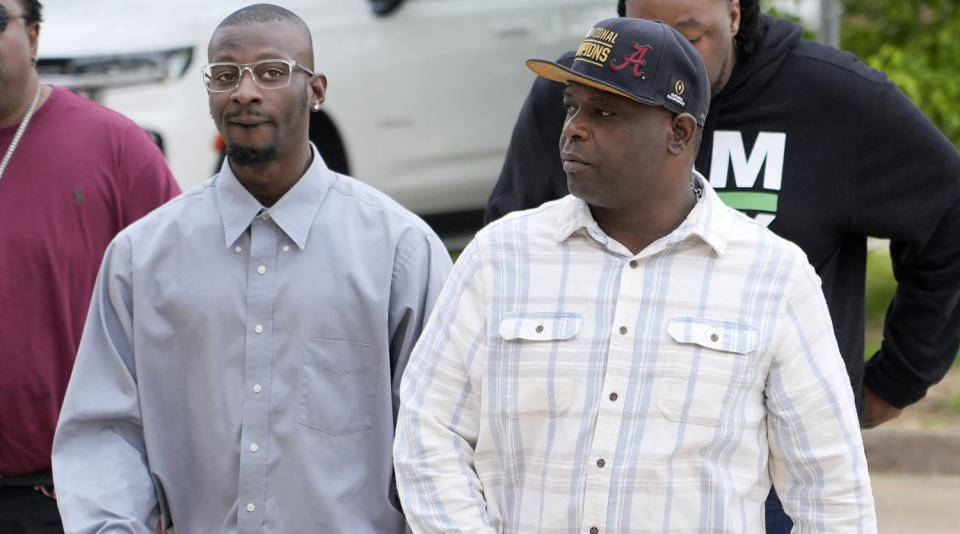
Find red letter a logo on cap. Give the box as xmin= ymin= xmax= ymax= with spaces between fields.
xmin=610 ymin=44 xmax=651 ymax=77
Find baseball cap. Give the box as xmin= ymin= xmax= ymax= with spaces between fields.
xmin=527 ymin=17 xmax=710 ymax=126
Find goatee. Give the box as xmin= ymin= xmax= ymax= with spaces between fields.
xmin=226 ymin=144 xmax=278 ymax=167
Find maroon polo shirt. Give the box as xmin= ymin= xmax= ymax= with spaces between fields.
xmin=0 ymin=86 xmax=180 ymax=476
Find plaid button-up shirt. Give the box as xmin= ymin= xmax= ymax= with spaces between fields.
xmin=395 ymin=174 xmax=875 ymax=534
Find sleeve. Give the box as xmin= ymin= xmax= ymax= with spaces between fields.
xmin=51 ymin=236 xmax=158 ymax=534
xmin=393 ymin=240 xmax=495 ymax=534
xmin=848 ymin=79 xmax=960 ymax=408
xmin=118 ymin=125 xmax=181 ymax=227
xmin=483 ymin=53 xmax=572 ymax=224
xmin=766 ymin=260 xmax=877 ymax=532
xmin=388 ymin=231 xmax=454 ymax=423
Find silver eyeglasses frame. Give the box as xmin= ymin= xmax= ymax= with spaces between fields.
xmin=201 ymin=58 xmax=315 ymax=93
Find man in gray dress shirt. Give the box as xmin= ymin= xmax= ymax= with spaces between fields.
xmin=51 ymin=4 xmax=451 ymax=534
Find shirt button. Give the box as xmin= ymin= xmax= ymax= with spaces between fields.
xmin=619 ymin=326 xmax=628 ymax=335
xmin=609 ymin=392 xmax=618 ymax=402
xmin=596 ymin=458 xmax=605 ymax=468
xmin=261 ymin=213 xmax=271 ymax=221
xmin=249 ymin=443 xmax=259 ymax=453
xmin=282 ymin=245 xmax=290 ymax=253
xmin=234 ymin=246 xmax=243 ymax=253
xmin=629 ymin=260 xmax=638 ymax=269
xmin=257 ymin=265 xmax=266 ymax=275
xmin=535 ymin=324 xmax=544 ymax=333
xmin=590 ymin=527 xmax=599 ymax=534
xmin=254 ymin=324 xmax=264 ymax=334
xmin=253 ymin=384 xmax=262 ymax=393
xmin=246 ymin=503 xmax=256 ymax=512
xmin=710 ymin=333 xmax=719 ymax=342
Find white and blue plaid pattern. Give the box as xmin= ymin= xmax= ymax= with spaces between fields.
xmin=395 ymin=174 xmax=875 ymax=534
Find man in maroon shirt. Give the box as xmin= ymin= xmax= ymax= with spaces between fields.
xmin=0 ymin=1 xmax=181 ymax=531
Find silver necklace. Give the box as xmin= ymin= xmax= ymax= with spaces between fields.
xmin=691 ymin=176 xmax=703 ymax=202
xmin=0 ymin=85 xmax=43 ymax=182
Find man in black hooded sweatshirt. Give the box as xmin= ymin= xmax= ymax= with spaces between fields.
xmin=485 ymin=0 xmax=960 ymax=531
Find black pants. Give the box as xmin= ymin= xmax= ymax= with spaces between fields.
xmin=0 ymin=486 xmax=64 ymax=534
xmin=765 ymin=487 xmax=793 ymax=533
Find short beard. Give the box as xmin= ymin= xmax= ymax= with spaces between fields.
xmin=226 ymin=144 xmax=278 ymax=167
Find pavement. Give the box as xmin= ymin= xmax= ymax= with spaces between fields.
xmin=862 ymin=376 xmax=960 ymax=534
xmin=864 ymin=427 xmax=960 ymax=476
xmin=871 ymin=472 xmax=960 ymax=534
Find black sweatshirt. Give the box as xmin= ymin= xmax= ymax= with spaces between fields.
xmin=485 ymin=15 xmax=960 ymax=416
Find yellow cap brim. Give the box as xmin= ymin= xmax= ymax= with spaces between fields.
xmin=526 ymin=58 xmax=646 ymax=105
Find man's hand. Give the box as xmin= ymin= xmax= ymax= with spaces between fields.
xmin=861 ymin=384 xmax=903 ymax=429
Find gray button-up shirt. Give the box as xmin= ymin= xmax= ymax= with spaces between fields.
xmin=52 ymin=146 xmax=451 ymax=534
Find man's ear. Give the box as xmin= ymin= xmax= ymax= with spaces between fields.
xmin=729 ymin=0 xmax=741 ymax=36
xmin=28 ymin=23 xmax=40 ymax=65
xmin=666 ymin=113 xmax=697 ymax=156
xmin=310 ymin=74 xmax=327 ymax=111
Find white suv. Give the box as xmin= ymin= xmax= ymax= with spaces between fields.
xmin=37 ymin=0 xmax=609 ymax=234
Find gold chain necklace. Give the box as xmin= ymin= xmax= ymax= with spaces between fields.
xmin=0 ymin=86 xmax=43 ymax=182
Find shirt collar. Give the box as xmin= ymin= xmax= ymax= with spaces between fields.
xmin=552 ymin=170 xmax=730 ymax=257
xmin=682 ymin=173 xmax=729 ymax=255
xmin=217 ymin=144 xmax=333 ymax=250
xmin=553 ymin=195 xmax=610 ymax=246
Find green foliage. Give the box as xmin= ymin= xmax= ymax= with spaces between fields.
xmin=865 ymin=246 xmax=895 ymax=323
xmin=841 ymin=0 xmax=960 ymax=148
xmin=864 ymin=247 xmax=894 ymax=358
xmin=762 ymin=4 xmax=818 ymax=41
xmin=942 ymin=393 xmax=960 ymax=413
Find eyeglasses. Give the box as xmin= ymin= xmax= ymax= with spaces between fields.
xmin=201 ymin=59 xmax=315 ymax=93
xmin=0 ymin=7 xmax=30 ymax=34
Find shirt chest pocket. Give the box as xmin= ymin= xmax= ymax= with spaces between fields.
xmin=498 ymin=312 xmax=581 ymax=419
xmin=300 ymin=338 xmax=381 ymax=435
xmin=656 ymin=317 xmax=759 ymax=427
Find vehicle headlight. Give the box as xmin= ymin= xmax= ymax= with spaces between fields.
xmin=37 ymin=47 xmax=193 ymax=90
